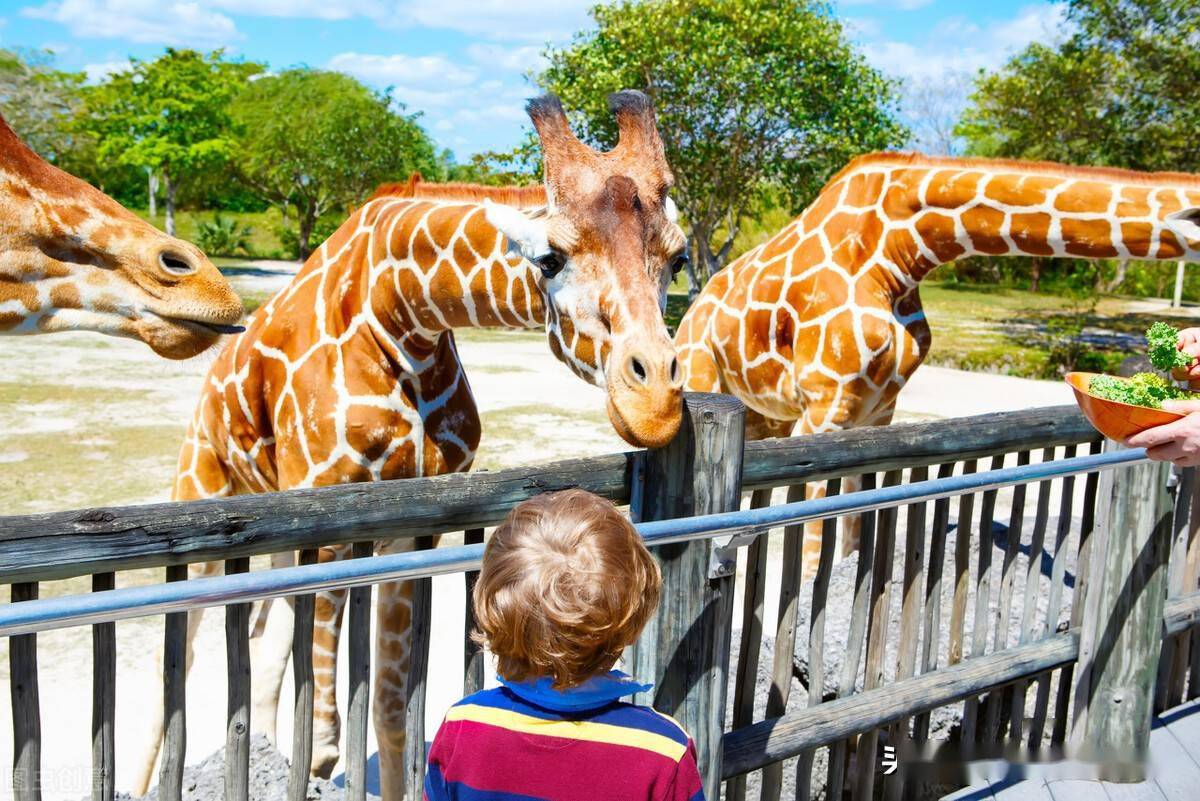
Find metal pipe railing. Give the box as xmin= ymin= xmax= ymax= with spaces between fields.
xmin=0 ymin=446 xmax=1147 ymax=637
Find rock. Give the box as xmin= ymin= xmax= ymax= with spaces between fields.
xmin=725 ymin=505 xmax=1080 ymax=800
xmin=1118 ymin=354 xmax=1154 ymax=377
xmin=110 ymin=735 xmax=377 ymax=801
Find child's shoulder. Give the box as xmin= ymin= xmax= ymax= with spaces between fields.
xmin=599 ymin=702 xmax=693 ymax=751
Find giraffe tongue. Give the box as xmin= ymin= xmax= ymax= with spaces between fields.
xmin=205 ymin=322 xmax=246 ymax=334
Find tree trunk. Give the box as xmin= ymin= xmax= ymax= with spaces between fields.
xmin=683 ymin=237 xmax=703 ymax=302
xmin=147 ymin=170 xmax=158 ymax=219
xmin=1104 ymin=260 xmax=1129 ymax=294
xmin=1030 ymin=257 xmax=1041 ymax=293
xmin=298 ymin=204 xmax=316 ymax=263
xmin=163 ymin=171 xmax=176 ymax=237
xmin=692 ymin=227 xmax=721 ymax=300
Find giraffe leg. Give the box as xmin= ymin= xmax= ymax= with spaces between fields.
xmin=132 ymin=563 xmax=220 ymax=796
xmin=836 ymin=406 xmax=895 ymax=560
xmin=372 ymin=538 xmax=420 ymax=801
xmin=249 ymin=551 xmax=296 ymax=745
xmin=311 ymin=545 xmax=350 ymax=778
xmin=838 ymin=475 xmax=863 ymax=560
xmin=132 ymin=420 xmax=231 ymax=797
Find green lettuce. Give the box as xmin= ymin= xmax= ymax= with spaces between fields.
xmin=1147 ymin=322 xmax=1195 ymax=371
xmin=1089 ymin=372 xmax=1198 ymax=409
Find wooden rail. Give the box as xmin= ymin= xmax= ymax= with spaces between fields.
xmin=0 ymin=406 xmax=1093 ymax=583
xmin=6 ymin=402 xmax=1200 ymax=801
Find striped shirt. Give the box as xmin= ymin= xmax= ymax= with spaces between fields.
xmin=424 ymin=673 xmax=705 ymax=801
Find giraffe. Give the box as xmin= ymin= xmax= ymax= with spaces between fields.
xmin=676 ymin=152 xmax=1200 ymax=576
xmin=134 ymin=91 xmax=688 ymax=799
xmin=0 ymin=113 xmax=243 ymax=357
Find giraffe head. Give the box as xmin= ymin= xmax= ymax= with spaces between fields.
xmin=0 ymin=115 xmax=243 ymax=359
xmin=485 ymin=92 xmax=687 ymax=449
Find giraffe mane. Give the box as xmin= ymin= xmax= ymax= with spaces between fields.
xmin=831 ymin=151 xmax=1200 ymax=190
xmin=371 ymin=173 xmax=548 ymax=209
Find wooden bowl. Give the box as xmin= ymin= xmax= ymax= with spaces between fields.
xmin=1065 ymin=371 xmax=1184 ymax=441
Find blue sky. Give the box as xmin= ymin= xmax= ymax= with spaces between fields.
xmin=0 ymin=0 xmax=1067 ymax=160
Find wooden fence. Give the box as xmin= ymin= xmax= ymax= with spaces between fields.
xmin=3 ymin=395 xmax=1200 ymax=801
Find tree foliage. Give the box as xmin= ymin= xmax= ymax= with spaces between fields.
xmin=538 ymin=0 xmax=906 ymax=294
xmin=960 ymin=0 xmax=1200 ymax=172
xmin=0 ymin=48 xmax=84 ymax=163
xmin=230 ymin=69 xmax=441 ymax=261
xmin=958 ymin=41 xmax=1119 ymax=165
xmin=955 ymin=0 xmax=1200 ymax=297
xmin=76 ymin=49 xmax=261 ymax=233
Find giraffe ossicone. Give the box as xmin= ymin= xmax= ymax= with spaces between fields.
xmin=677 ymin=152 xmax=1200 ymax=578
xmin=133 ymin=91 xmax=688 ymax=800
xmin=0 ymin=114 xmax=243 ymax=358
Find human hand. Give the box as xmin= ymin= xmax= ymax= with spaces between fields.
xmin=1127 ymin=400 xmax=1200 ymax=465
xmin=1172 ymin=328 xmax=1200 ymax=384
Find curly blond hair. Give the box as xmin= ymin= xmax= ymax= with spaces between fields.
xmin=473 ymin=489 xmax=661 ymax=689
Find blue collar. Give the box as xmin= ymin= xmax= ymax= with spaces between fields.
xmin=498 ymin=670 xmax=653 ymax=713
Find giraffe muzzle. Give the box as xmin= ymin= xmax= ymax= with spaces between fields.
xmin=605 ymin=342 xmax=684 ymax=449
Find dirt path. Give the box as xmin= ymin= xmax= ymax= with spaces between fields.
xmin=0 ymin=270 xmax=1082 ymax=798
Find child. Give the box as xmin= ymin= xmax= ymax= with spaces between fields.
xmin=425 ymin=488 xmax=705 ymax=801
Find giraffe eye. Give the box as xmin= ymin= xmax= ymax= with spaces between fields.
xmin=670 ymin=251 xmax=690 ymax=277
xmin=535 ymin=250 xmax=566 ymax=279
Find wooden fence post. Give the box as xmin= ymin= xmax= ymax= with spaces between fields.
xmin=629 ymin=392 xmax=745 ymax=801
xmin=1069 ymin=441 xmax=1173 ymax=781
xmin=10 ymin=582 xmax=41 ymax=801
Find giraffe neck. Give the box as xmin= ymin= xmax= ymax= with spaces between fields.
xmin=348 ymin=198 xmax=547 ymax=353
xmin=810 ymin=154 xmax=1200 ymax=286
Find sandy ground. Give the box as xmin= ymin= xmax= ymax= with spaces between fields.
xmin=0 ymin=262 xmax=1085 ymax=799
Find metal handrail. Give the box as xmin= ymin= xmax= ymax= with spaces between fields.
xmin=0 ymin=446 xmax=1147 ymax=638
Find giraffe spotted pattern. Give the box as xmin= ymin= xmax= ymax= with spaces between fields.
xmin=0 ymin=113 xmax=242 ymax=358
xmin=677 ymin=153 xmax=1200 ymax=574
xmin=137 ymin=91 xmax=689 ymax=801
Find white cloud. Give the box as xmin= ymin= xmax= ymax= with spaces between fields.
xmin=465 ymin=42 xmax=546 ymax=75
xmin=840 ymin=0 xmax=933 ymax=10
xmin=208 ymin=0 xmax=384 ymax=19
xmin=328 ymin=47 xmax=537 ymax=156
xmin=391 ymin=0 xmax=595 ymax=43
xmin=327 ymin=52 xmax=481 ymax=110
xmin=21 ymin=0 xmax=239 ymax=46
xmin=329 ymin=52 xmax=477 ymax=88
xmin=842 ymin=16 xmax=882 ymax=39
xmin=865 ymin=3 xmax=1067 ymax=81
xmin=82 ymin=59 xmax=129 ymax=83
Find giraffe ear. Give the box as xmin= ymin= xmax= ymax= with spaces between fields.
xmin=664 ymin=196 xmax=679 ymax=224
xmin=1166 ymin=207 xmax=1200 ymax=246
xmin=484 ymin=199 xmax=551 ymax=261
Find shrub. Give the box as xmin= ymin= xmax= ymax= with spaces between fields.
xmin=195 ymin=213 xmax=254 ymax=257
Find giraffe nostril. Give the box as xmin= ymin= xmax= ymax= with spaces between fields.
xmin=628 ymin=354 xmax=648 ymax=385
xmin=158 ymin=250 xmax=196 ymax=276
xmin=669 ymin=357 xmax=681 ymax=385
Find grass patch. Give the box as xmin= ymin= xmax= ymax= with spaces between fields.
xmin=920 ymin=282 xmax=1159 ymax=378
xmin=0 ymin=382 xmax=183 ymax=515
xmin=134 ymin=208 xmax=287 ymax=258
xmin=475 ymin=403 xmax=613 ymax=471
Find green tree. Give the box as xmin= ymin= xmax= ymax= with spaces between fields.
xmin=957 ymin=0 xmax=1200 ymax=296
xmin=0 ymin=48 xmax=84 ymax=163
xmin=78 ymin=49 xmax=260 ymax=235
xmin=539 ymin=0 xmax=906 ymax=295
xmin=958 ymin=41 xmax=1121 ymax=165
xmin=1067 ymin=0 xmax=1200 ymax=171
xmin=444 ymin=143 xmax=541 ymax=186
xmin=960 ymin=0 xmax=1200 ymax=172
xmin=231 ymin=69 xmax=441 ymax=261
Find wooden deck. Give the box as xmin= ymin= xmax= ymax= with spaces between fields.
xmin=944 ymin=699 xmax=1200 ymax=801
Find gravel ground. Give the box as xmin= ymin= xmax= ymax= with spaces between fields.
xmin=726 ymin=501 xmax=1081 ymax=800
xmin=117 ymin=735 xmax=378 ymax=801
